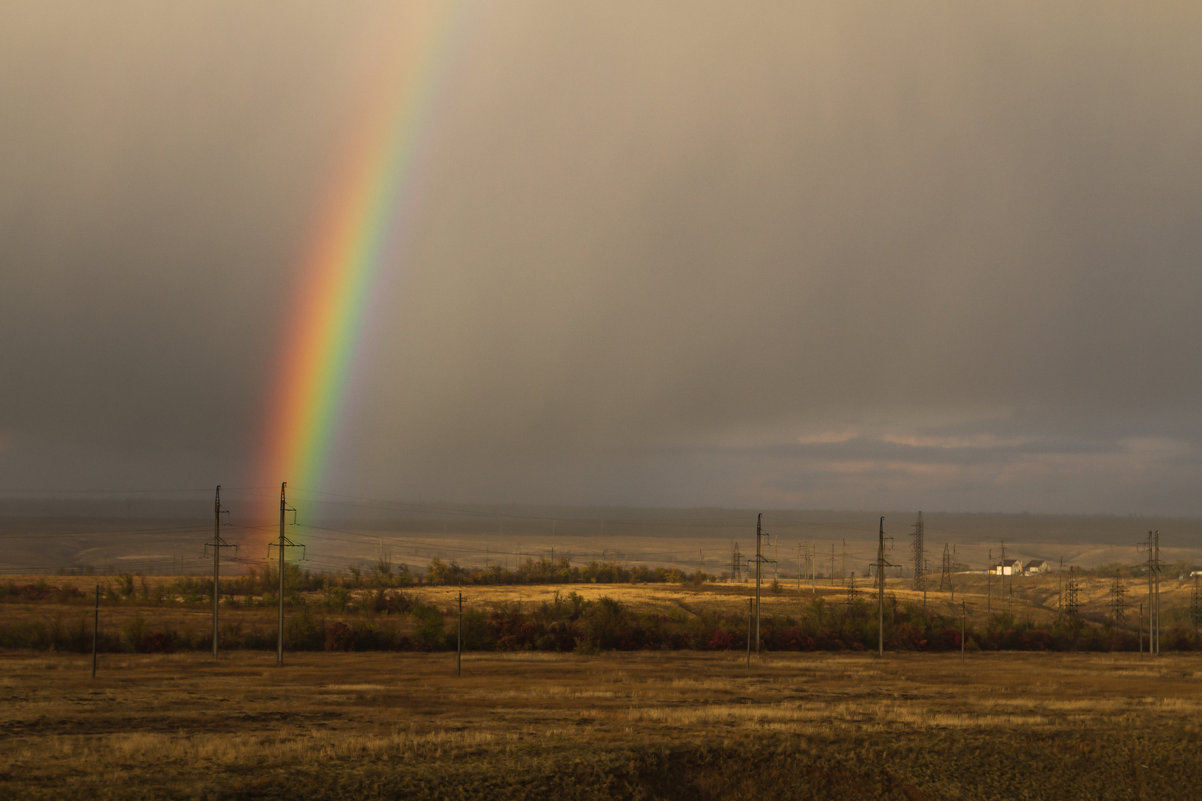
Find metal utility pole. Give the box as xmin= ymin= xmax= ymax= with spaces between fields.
xmin=987 ymin=549 xmax=993 ymax=616
xmin=1064 ymin=566 xmax=1080 ymax=624
xmin=745 ymin=597 xmax=752 ymax=668
xmin=749 ymin=513 xmax=775 ymax=654
xmin=796 ymin=543 xmax=804 ymax=593
xmin=999 ymin=540 xmax=1008 ymax=604
xmin=911 ymin=512 xmax=925 ymax=592
xmin=1057 ymin=556 xmax=1065 ymax=621
xmin=1192 ymin=574 xmax=1201 ymax=646
xmin=204 ymin=485 xmax=235 ymax=658
xmin=91 ymin=584 xmax=99 ymax=678
xmin=1152 ymin=530 xmax=1161 ymax=655
xmin=270 ymin=482 xmax=302 ymax=666
xmin=1109 ymin=571 xmax=1128 ymax=626
xmin=1139 ymin=601 xmax=1144 ymax=658
xmin=1142 ymin=530 xmax=1161 ymax=656
xmin=960 ymin=601 xmax=966 ymax=663
xmin=939 ymin=542 xmax=953 ymax=592
xmin=876 ymin=516 xmax=889 ymax=657
xmin=456 ymin=591 xmax=463 ymax=678
xmin=755 ymin=514 xmax=763 ymax=650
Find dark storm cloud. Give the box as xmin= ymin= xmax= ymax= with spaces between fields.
xmin=361 ymin=3 xmax=1202 ymax=512
xmin=3 ymin=3 xmax=1201 ymax=513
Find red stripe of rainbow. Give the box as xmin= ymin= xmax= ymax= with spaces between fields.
xmin=254 ymin=5 xmax=465 ymax=536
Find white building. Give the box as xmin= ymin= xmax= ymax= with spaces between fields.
xmin=993 ymin=558 xmax=1023 ymax=576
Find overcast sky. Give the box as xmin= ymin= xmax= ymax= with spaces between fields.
xmin=3 ymin=2 xmax=1201 ymax=515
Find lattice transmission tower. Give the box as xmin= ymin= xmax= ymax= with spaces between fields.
xmin=939 ymin=543 xmax=954 ymax=592
xmin=911 ymin=511 xmax=925 ymax=592
xmin=871 ymin=516 xmax=894 ymax=657
xmin=1141 ymin=530 xmax=1161 ymax=655
xmin=1109 ymin=571 xmax=1128 ymax=626
xmin=1063 ymin=565 xmax=1081 ymax=625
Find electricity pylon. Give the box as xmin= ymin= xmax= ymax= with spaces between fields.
xmin=872 ymin=516 xmax=894 ymax=656
xmin=270 ymin=482 xmax=303 ymax=666
xmin=203 ymin=485 xmax=235 ymax=658
xmin=1139 ymin=530 xmax=1161 ymax=655
xmin=746 ymin=513 xmax=776 ymax=653
xmin=1063 ymin=565 xmax=1081 ymax=625
xmin=911 ymin=511 xmax=925 ymax=591
xmin=939 ymin=543 xmax=953 ymax=592
xmin=1109 ymin=571 xmax=1128 ymax=626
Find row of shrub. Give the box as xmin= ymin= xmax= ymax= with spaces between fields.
xmin=3 ymin=593 xmax=1198 ymax=655
xmin=419 ymin=557 xmax=711 ymax=586
xmin=11 ymin=557 xmax=711 ymax=610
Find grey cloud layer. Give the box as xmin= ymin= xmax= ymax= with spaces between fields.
xmin=2 ymin=3 xmax=1200 ymax=513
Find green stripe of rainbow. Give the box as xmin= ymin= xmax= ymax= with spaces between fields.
xmin=256 ymin=5 xmax=466 ymax=531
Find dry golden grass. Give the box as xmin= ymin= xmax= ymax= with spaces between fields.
xmin=4 ymin=649 xmax=1202 ymax=800
xmin=6 ymin=572 xmax=1202 ymax=799
xmin=9 ymin=569 xmax=1195 ymax=634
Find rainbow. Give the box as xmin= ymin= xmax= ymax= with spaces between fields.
xmin=256 ymin=5 xmax=466 ymax=527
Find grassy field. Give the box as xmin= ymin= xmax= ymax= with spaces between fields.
xmin=3 ymin=570 xmax=1195 ymax=649
xmin=3 ymin=648 xmax=1202 ymax=800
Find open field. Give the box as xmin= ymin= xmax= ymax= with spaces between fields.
xmin=3 ymin=571 xmax=1198 ymax=650
xmin=3 ymin=649 xmax=1202 ymax=800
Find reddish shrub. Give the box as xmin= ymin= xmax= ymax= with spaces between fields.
xmin=325 ymin=621 xmax=354 ymax=651
xmin=138 ymin=631 xmax=177 ymax=653
xmin=706 ymin=630 xmax=738 ymax=650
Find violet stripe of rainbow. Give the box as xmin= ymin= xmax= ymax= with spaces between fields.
xmin=256 ymin=4 xmax=465 ymax=542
